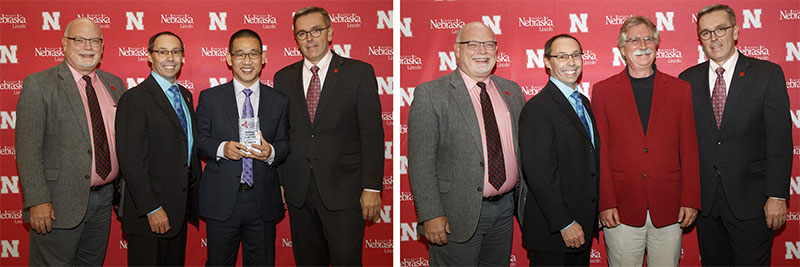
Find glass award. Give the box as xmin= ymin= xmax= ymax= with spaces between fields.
xmin=239 ymin=117 xmax=261 ymax=154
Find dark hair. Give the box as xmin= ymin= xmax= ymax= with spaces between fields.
xmin=293 ymin=6 xmax=331 ymax=29
xmin=228 ymin=29 xmax=262 ymax=53
xmin=148 ymin=31 xmax=184 ymax=52
xmin=544 ymin=34 xmax=582 ymax=58
xmin=697 ymin=4 xmax=737 ymax=29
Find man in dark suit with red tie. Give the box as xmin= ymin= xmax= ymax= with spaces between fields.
xmin=679 ymin=4 xmax=792 ymax=266
xmin=116 ymin=32 xmax=200 ymax=266
xmin=273 ymin=6 xmax=384 ymax=266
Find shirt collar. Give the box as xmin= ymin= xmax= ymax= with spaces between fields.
xmin=232 ymin=78 xmax=260 ymax=97
xmin=458 ymin=69 xmax=493 ymax=90
xmin=550 ymin=76 xmax=578 ymax=100
xmin=303 ymin=50 xmax=333 ymax=71
xmin=709 ymin=50 xmax=739 ymax=73
xmin=151 ymin=71 xmax=178 ymax=93
xmin=66 ymin=63 xmax=98 ymax=84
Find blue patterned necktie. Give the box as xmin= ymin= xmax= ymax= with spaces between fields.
xmin=241 ymin=88 xmax=254 ymax=186
xmin=167 ymin=85 xmax=188 ymax=137
xmin=570 ymin=91 xmax=590 ymax=134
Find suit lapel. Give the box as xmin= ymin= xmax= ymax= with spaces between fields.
xmin=491 ymin=76 xmax=520 ymax=152
xmin=449 ymin=71 xmax=483 ymax=154
xmin=719 ymin=54 xmax=749 ymax=133
xmin=96 ymin=71 xmax=124 ymax=102
xmin=220 ymin=82 xmax=240 ymax=133
xmin=313 ymin=53 xmax=344 ymax=126
xmin=57 ymin=63 xmax=90 ymax=141
xmin=146 ymin=75 xmax=184 ymax=133
xmin=258 ymin=83 xmax=276 ymax=130
xmin=614 ymin=71 xmax=646 ymax=139
xmin=545 ymin=82 xmax=591 ymax=140
xmin=646 ymin=71 xmax=668 ymax=138
xmin=291 ymin=61 xmax=313 ymax=127
xmin=695 ymin=62 xmax=718 ymax=134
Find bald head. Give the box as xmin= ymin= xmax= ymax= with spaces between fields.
xmin=454 ymin=21 xmax=497 ymax=81
xmin=62 ymin=18 xmax=104 ymax=75
xmin=63 ymin=18 xmax=102 ymax=39
xmin=456 ymin=22 xmax=494 ymax=43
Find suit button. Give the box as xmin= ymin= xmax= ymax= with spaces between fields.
xmin=643 ymin=148 xmax=648 ymax=153
xmin=87 ymin=150 xmax=92 ymax=155
xmin=717 ymin=141 xmax=721 ymax=145
xmin=311 ymin=134 xmax=315 ymax=138
xmin=479 ymin=162 xmax=484 ymax=167
xmin=589 ymin=148 xmax=594 ymax=153
xmin=642 ymin=174 xmax=647 ymax=179
xmin=85 ymin=175 xmax=90 ymax=179
xmin=477 ymin=187 xmax=482 ymax=192
xmin=306 ymin=157 xmax=311 ymax=162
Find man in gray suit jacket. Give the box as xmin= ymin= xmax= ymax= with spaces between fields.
xmin=408 ymin=22 xmax=525 ymax=266
xmin=16 ymin=18 xmax=125 ymax=266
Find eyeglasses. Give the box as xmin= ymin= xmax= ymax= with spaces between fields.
xmin=457 ymin=40 xmax=498 ymax=51
xmin=699 ymin=25 xmax=735 ymax=40
xmin=149 ymin=49 xmax=183 ymax=57
xmin=66 ymin=37 xmax=103 ymax=47
xmin=295 ymin=26 xmax=329 ymax=40
xmin=548 ymin=52 xmax=583 ymax=61
xmin=625 ymin=36 xmax=657 ymax=45
xmin=230 ymin=50 xmax=262 ymax=60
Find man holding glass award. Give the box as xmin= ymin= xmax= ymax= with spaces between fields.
xmin=195 ymin=29 xmax=290 ymax=266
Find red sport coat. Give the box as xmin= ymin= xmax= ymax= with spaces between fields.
xmin=593 ymin=69 xmax=701 ymax=227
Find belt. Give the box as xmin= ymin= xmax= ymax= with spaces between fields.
xmin=483 ymin=191 xmax=509 ymax=202
xmin=239 ymin=183 xmax=253 ymax=191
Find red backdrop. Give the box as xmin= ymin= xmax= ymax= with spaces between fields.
xmin=398 ymin=0 xmax=799 ymax=266
xmin=0 ymin=0 xmax=393 ymax=266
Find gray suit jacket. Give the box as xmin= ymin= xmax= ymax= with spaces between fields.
xmin=408 ymin=69 xmax=525 ymax=243
xmin=16 ymin=62 xmax=125 ymax=229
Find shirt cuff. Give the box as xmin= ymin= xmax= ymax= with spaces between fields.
xmin=265 ymin=144 xmax=275 ymax=164
xmin=561 ymin=220 xmax=575 ymax=231
xmin=216 ymin=141 xmax=228 ymax=160
xmin=148 ymin=206 xmax=162 ymax=216
xmin=363 ymin=189 xmax=380 ymax=193
xmin=769 ymin=197 xmax=786 ymax=200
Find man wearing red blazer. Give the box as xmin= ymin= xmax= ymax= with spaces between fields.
xmin=593 ymin=16 xmax=700 ymax=266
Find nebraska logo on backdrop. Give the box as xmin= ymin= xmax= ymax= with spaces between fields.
xmin=738 ymin=45 xmax=770 ymax=60
xmin=364 ymin=239 xmax=392 ymax=253
xmin=1 ymin=176 xmax=20 ymax=194
xmin=400 ymin=54 xmax=421 ymax=70
xmin=482 ymin=15 xmax=501 ymax=34
xmin=118 ymin=47 xmax=149 ymax=61
xmin=521 ymin=85 xmax=544 ymax=96
xmin=605 ymin=14 xmax=630 ymax=25
xmin=201 ymin=47 xmax=228 ymax=61
xmin=496 ymin=51 xmax=510 ymax=68
xmin=0 ymin=45 xmax=18 ymax=64
xmin=178 ymin=80 xmax=195 ymax=92
xmin=208 ymin=12 xmax=227 ymax=31
xmin=126 ymin=77 xmax=145 ymax=89
xmin=383 ymin=175 xmax=392 ymax=190
xmin=518 ymin=16 xmax=553 ymax=31
xmin=330 ymin=12 xmax=361 ymax=28
xmin=368 ymin=45 xmax=392 ymax=60
xmin=582 ymin=50 xmax=597 ymax=65
xmin=656 ymin=48 xmax=683 ymax=63
xmin=400 ymin=221 xmax=418 ymax=241
xmin=438 ymin=51 xmax=455 ymax=71
xmin=41 ymin=11 xmax=60 ymax=30
xmin=786 ymin=242 xmax=800 ymax=260
xmin=525 ymin=48 xmax=545 ymax=69
xmin=377 ymin=76 xmax=393 ymax=95
xmin=77 ymin=13 xmax=111 ymax=28
xmin=1 ymin=14 xmax=26 ymax=28
xmin=125 ymin=11 xmax=144 ymax=30
xmin=0 ymin=209 xmax=22 ymax=225
xmin=400 ymin=257 xmax=428 ymax=267
xmin=742 ymin=9 xmax=762 ymax=29
xmin=332 ymin=44 xmax=351 ymax=58
xmin=208 ymin=78 xmax=228 ymax=88
xmin=787 ymin=78 xmax=800 ymax=89
xmin=787 ymin=42 xmax=800 ymax=61
xmin=34 ymin=46 xmax=63 ymax=62
xmin=243 ymin=14 xmax=277 ymax=29
xmin=161 ymin=14 xmax=194 ymax=28
xmin=400 ymin=191 xmax=413 ymax=202
xmin=655 ymin=11 xmax=675 ymax=31
xmin=0 ymin=80 xmax=22 ymax=95
xmin=1 ymin=111 xmax=15 ymax=130
xmin=781 ymin=9 xmax=800 ymax=20
xmin=569 ymin=13 xmax=588 ymax=33
xmin=430 ymin=18 xmax=463 ymax=33
xmin=283 ymin=46 xmax=301 ymax=57
xmin=1 ymin=240 xmax=19 ymax=258
xmin=398 ymin=87 xmax=414 ymax=107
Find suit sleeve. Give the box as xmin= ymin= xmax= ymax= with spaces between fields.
xmin=678 ymin=82 xmax=701 ymax=209
xmin=115 ymin=92 xmax=161 ymax=216
xmin=763 ymin=64 xmax=793 ymax=199
xmin=519 ymin=101 xmax=573 ymax=232
xmin=594 ymin=85 xmax=617 ymax=211
xmin=407 ymin=84 xmax=445 ymax=223
xmin=269 ymin=94 xmax=290 ymax=165
xmin=356 ymin=64 xmax=384 ymax=191
xmin=195 ymin=90 xmax=223 ymax=161
xmin=16 ymin=75 xmax=51 ymax=209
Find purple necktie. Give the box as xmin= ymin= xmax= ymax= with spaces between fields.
xmin=306 ymin=66 xmax=321 ymax=122
xmin=712 ymin=67 xmax=727 ymax=128
xmin=241 ymin=88 xmax=254 ymax=186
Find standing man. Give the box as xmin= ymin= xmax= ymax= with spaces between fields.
xmin=679 ymin=4 xmax=792 ymax=266
xmin=115 ymin=32 xmax=200 ymax=266
xmin=593 ymin=16 xmax=700 ymax=266
xmin=408 ymin=22 xmax=525 ymax=266
xmin=273 ymin=6 xmax=384 ymax=265
xmin=196 ymin=29 xmax=289 ymax=266
xmin=519 ymin=34 xmax=599 ymax=266
xmin=16 ymin=17 xmax=124 ymax=266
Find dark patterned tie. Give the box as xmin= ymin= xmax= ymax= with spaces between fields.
xmin=711 ymin=67 xmax=726 ymax=128
xmin=477 ymin=82 xmax=506 ymax=190
xmin=241 ymin=88 xmax=254 ymax=186
xmin=306 ymin=65 xmax=321 ymax=122
xmin=82 ymin=75 xmax=110 ymax=180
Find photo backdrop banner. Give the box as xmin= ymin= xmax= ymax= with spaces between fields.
xmin=0 ymin=0 xmax=393 ymax=265
xmin=399 ymin=0 xmax=799 ymax=266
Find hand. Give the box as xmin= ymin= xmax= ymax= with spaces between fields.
xmin=600 ymin=208 xmax=620 ymax=228
xmin=245 ymin=131 xmax=272 ymax=162
xmin=423 ymin=216 xmax=450 ymax=246
xmin=29 ymin=202 xmax=55 ymax=235
xmin=678 ymin=207 xmax=698 ymax=228
xmin=560 ymin=222 xmax=585 ymax=248
xmin=223 ymin=141 xmax=249 ymax=160
xmin=147 ymin=208 xmax=170 ymax=235
xmin=764 ymin=198 xmax=787 ymax=230
xmin=360 ymin=190 xmax=381 ymax=221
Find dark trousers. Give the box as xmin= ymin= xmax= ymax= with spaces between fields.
xmin=529 ymin=249 xmax=590 ymax=266
xmin=287 ymin=171 xmax=365 ymax=266
xmin=205 ymin=189 xmax=276 ymax=266
xmin=126 ymin=222 xmax=187 ymax=266
xmin=696 ymin=179 xmax=773 ymax=266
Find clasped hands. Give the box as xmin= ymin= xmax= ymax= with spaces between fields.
xmin=223 ymin=130 xmax=272 ymax=161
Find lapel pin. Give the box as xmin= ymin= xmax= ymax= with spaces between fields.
xmin=333 ymin=68 xmax=338 ymax=73
xmin=504 ymin=91 xmax=510 ymax=96
xmin=739 ymin=72 xmax=744 ymax=76
xmin=111 ymin=86 xmax=116 ymax=91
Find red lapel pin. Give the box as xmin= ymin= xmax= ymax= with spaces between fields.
xmin=739 ymin=72 xmax=744 ymax=76
xmin=333 ymin=68 xmax=338 ymax=73
xmin=111 ymin=86 xmax=116 ymax=91
xmin=504 ymin=91 xmax=510 ymax=96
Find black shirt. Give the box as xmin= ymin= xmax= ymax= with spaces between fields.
xmin=628 ymin=69 xmax=655 ymax=134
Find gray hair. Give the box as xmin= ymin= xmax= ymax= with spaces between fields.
xmin=617 ymin=16 xmax=659 ymax=47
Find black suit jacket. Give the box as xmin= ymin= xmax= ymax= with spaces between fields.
xmin=679 ymin=54 xmax=792 ymax=220
xmin=519 ymin=81 xmax=600 ymax=252
xmin=274 ymin=52 xmax=384 ymax=211
xmin=195 ymin=81 xmax=289 ymax=222
xmin=116 ymin=75 xmax=201 ymax=238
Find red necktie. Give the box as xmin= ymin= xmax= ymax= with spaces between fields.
xmin=477 ymin=82 xmax=506 ymax=190
xmin=306 ymin=66 xmax=321 ymax=122
xmin=82 ymin=75 xmax=111 ymax=180
xmin=712 ymin=67 xmax=727 ymax=128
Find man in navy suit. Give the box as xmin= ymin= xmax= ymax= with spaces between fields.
xmin=196 ymin=29 xmax=289 ymax=266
